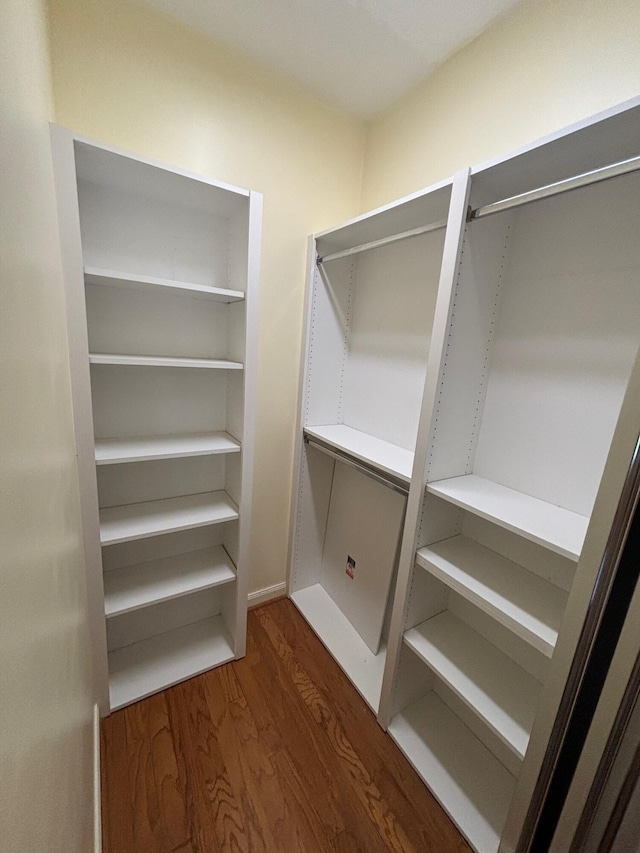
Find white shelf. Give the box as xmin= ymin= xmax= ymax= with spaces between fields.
xmin=84 ymin=266 xmax=245 ymax=302
xmin=416 ymin=536 xmax=568 ymax=657
xmin=89 ymin=353 xmax=244 ymax=370
xmin=304 ymin=424 xmax=413 ymax=482
xmin=108 ymin=615 xmax=235 ymax=710
xmin=404 ymin=610 xmax=542 ymax=761
xmin=104 ymin=546 xmax=236 ymax=617
xmin=426 ymin=474 xmax=588 ymax=561
xmin=100 ymin=491 xmax=239 ymax=546
xmin=388 ymin=691 xmax=516 ymax=853
xmin=290 ymin=584 xmax=386 ymax=712
xmin=95 ymin=431 xmax=241 ymax=465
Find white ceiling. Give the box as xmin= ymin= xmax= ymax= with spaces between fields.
xmin=141 ymin=0 xmax=525 ymax=118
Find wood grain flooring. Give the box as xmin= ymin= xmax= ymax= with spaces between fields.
xmin=101 ymin=598 xmax=471 ymax=852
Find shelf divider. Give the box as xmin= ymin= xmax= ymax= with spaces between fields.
xmin=304 ymin=424 xmax=413 ymax=483
xmin=104 ymin=545 xmax=236 ymax=617
xmin=95 ymin=431 xmax=241 ymax=465
xmin=108 ymin=615 xmax=235 ymax=710
xmin=388 ymin=691 xmax=516 ymax=853
xmin=84 ymin=267 xmax=245 ymax=302
xmin=100 ymin=490 xmax=239 ymax=546
xmin=426 ymin=474 xmax=588 ymax=561
xmin=89 ymin=353 xmax=243 ymax=370
xmin=404 ymin=610 xmax=542 ymax=761
xmin=416 ymin=535 xmax=568 ymax=657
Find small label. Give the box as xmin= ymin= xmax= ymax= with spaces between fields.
xmin=346 ymin=555 xmax=356 ymax=579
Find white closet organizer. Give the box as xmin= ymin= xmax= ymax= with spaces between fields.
xmin=288 ymin=175 xmax=469 ymax=712
xmin=379 ymin=99 xmax=640 ymax=853
xmin=51 ymin=127 xmax=261 ymax=713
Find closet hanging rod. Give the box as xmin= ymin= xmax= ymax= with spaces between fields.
xmin=470 ymin=153 xmax=640 ymax=221
xmin=304 ymin=435 xmax=410 ymax=496
xmin=316 ymin=219 xmax=448 ymax=265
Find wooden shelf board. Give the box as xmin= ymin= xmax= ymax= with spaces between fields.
xmin=104 ymin=546 xmax=236 ymax=617
xmin=100 ymin=490 xmax=239 ymax=546
xmin=388 ymin=691 xmax=515 ymax=853
xmin=95 ymin=431 xmax=241 ymax=465
xmin=427 ymin=475 xmax=588 ymax=561
xmin=304 ymin=424 xmax=413 ymax=483
xmin=108 ymin=615 xmax=234 ymax=710
xmin=290 ymin=584 xmax=386 ymax=712
xmin=416 ymin=536 xmax=568 ymax=657
xmin=84 ymin=267 xmax=245 ymax=302
xmin=404 ymin=610 xmax=542 ymax=760
xmin=89 ymin=353 xmax=243 ymax=370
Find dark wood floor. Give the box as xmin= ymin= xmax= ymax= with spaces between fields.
xmin=101 ymin=598 xmax=471 ymax=852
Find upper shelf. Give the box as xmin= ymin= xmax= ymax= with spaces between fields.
xmin=89 ymin=353 xmax=244 ymax=370
xmin=100 ymin=490 xmax=239 ymax=546
xmin=304 ymin=424 xmax=413 ymax=483
xmin=84 ymin=267 xmax=245 ymax=303
xmin=416 ymin=536 xmax=568 ymax=657
xmin=426 ymin=475 xmax=589 ymax=561
xmin=95 ymin=431 xmax=241 ymax=465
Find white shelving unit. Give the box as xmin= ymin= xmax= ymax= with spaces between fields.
xmin=51 ymin=126 xmax=262 ymax=713
xmin=288 ymin=174 xmax=470 ymax=712
xmin=377 ymin=99 xmax=640 ymax=853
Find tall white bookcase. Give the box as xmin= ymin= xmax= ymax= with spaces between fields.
xmin=289 ymin=97 xmax=640 ymax=853
xmin=51 ymin=126 xmax=262 ymax=714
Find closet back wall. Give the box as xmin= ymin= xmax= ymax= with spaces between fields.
xmin=47 ymin=0 xmax=366 ymax=597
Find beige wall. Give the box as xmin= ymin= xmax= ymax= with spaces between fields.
xmin=363 ymin=0 xmax=640 ymax=209
xmin=0 ymin=1 xmax=95 ymax=851
xmin=47 ymin=0 xmax=366 ymax=595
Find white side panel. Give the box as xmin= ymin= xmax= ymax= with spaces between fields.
xmin=341 ymin=229 xmax=445 ymax=450
xmin=306 ymin=259 xmax=354 ymax=427
xmin=474 ymin=174 xmax=640 ymax=517
xmin=425 ymin=211 xmax=513 ymax=483
xmin=290 ymin=445 xmax=335 ymax=592
xmin=320 ymin=463 xmax=405 ymax=654
xmin=49 ymin=125 xmax=110 ymax=713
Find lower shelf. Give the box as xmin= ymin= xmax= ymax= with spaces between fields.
xmin=108 ymin=615 xmax=235 ymax=711
xmin=388 ymin=691 xmax=516 ymax=853
xmin=290 ymin=584 xmax=386 ymax=712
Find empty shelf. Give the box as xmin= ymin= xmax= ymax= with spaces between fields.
xmin=304 ymin=424 xmax=413 ymax=483
xmin=426 ymin=475 xmax=588 ymax=561
xmin=416 ymin=536 xmax=568 ymax=657
xmin=100 ymin=491 xmax=239 ymax=545
xmin=89 ymin=353 xmax=243 ymax=369
xmin=95 ymin=431 xmax=241 ymax=465
xmin=104 ymin=546 xmax=236 ymax=617
xmin=290 ymin=584 xmax=386 ymax=712
xmin=404 ymin=610 xmax=542 ymax=761
xmin=388 ymin=691 xmax=516 ymax=853
xmin=84 ymin=267 xmax=245 ymax=302
xmin=108 ymin=615 xmax=235 ymax=710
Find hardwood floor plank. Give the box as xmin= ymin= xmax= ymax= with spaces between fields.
xmin=266 ymin=599 xmax=470 ymax=851
xmin=101 ymin=598 xmax=472 ymax=853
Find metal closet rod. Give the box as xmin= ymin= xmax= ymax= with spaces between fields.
xmin=316 ymin=219 xmax=448 ymax=265
xmin=470 ymin=153 xmax=640 ymax=221
xmin=304 ymin=435 xmax=409 ymax=496
xmin=316 ymin=153 xmax=640 ymax=265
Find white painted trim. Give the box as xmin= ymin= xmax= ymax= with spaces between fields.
xmin=248 ymin=582 xmax=287 ymax=608
xmin=93 ymin=703 xmax=102 ymax=853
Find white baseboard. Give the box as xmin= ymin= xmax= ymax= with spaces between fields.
xmin=93 ymin=703 xmax=102 ymax=853
xmin=247 ymin=582 xmax=287 ymax=608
